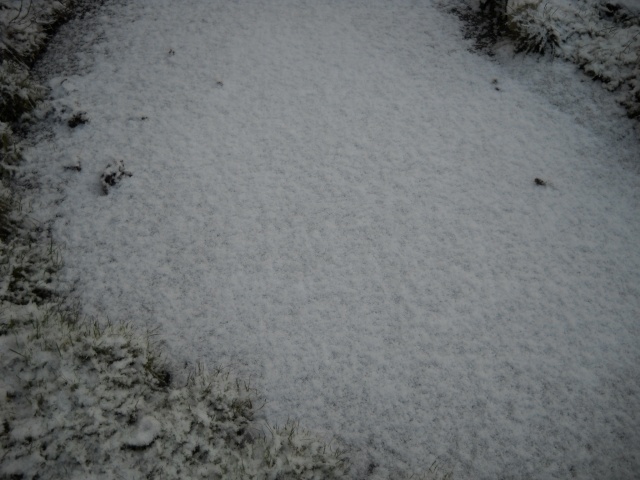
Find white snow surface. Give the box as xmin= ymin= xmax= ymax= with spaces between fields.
xmin=124 ymin=415 xmax=161 ymax=448
xmin=22 ymin=0 xmax=640 ymax=478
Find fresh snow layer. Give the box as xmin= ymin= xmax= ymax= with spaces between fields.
xmin=23 ymin=0 xmax=640 ymax=478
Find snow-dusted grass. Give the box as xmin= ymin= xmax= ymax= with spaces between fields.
xmin=0 ymin=59 xmax=45 ymax=124
xmin=463 ymin=0 xmax=640 ymax=117
xmin=0 ymin=303 xmax=349 ymax=479
xmin=0 ymin=194 xmax=61 ymax=305
xmin=0 ymin=0 xmax=72 ymax=303
xmin=0 ymin=0 xmax=75 ymax=174
xmin=508 ymin=0 xmax=639 ymax=116
xmin=0 ymin=0 xmax=70 ymax=63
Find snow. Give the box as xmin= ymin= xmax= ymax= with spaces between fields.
xmin=124 ymin=415 xmax=161 ymax=448
xmin=12 ymin=0 xmax=640 ymax=478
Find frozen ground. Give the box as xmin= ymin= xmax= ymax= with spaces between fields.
xmin=16 ymin=0 xmax=640 ymax=478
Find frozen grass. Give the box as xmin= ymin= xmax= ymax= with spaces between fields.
xmin=0 ymin=121 xmax=22 ymax=175
xmin=506 ymin=0 xmax=640 ymax=117
xmin=454 ymin=0 xmax=640 ymax=118
xmin=0 ymin=187 xmax=61 ymax=305
xmin=0 ymin=303 xmax=350 ymax=479
xmin=0 ymin=59 xmax=45 ymax=125
xmin=0 ymin=0 xmax=70 ymax=303
xmin=0 ymin=0 xmax=75 ymax=175
xmin=0 ymin=0 xmax=70 ymax=63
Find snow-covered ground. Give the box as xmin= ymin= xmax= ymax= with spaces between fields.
xmin=10 ymin=0 xmax=640 ymax=477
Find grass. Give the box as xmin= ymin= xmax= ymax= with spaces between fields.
xmin=0 ymin=182 xmax=61 ymax=305
xmin=0 ymin=304 xmax=351 ymax=478
xmin=453 ymin=0 xmax=640 ymax=119
xmin=0 ymin=59 xmax=46 ymax=124
xmin=0 ymin=0 xmax=77 ymax=179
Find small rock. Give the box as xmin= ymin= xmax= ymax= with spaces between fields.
xmin=100 ymin=159 xmax=132 ymax=194
xmin=534 ymin=178 xmax=546 ymax=186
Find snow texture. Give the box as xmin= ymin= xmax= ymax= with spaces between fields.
xmin=123 ymin=415 xmax=161 ymax=448
xmin=12 ymin=0 xmax=640 ymax=478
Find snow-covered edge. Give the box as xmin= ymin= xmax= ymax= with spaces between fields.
xmin=1 ymin=0 xmax=74 ymax=170
xmin=0 ymin=304 xmax=350 ymax=479
xmin=505 ymin=0 xmax=640 ymax=118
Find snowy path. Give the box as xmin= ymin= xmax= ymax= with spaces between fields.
xmin=26 ymin=0 xmax=640 ymax=478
